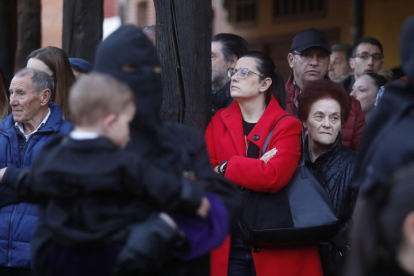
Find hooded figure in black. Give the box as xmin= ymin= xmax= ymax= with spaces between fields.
xmin=351 ymin=15 xmax=414 ymax=208
xmin=94 ymin=25 xmax=163 ymax=156
xmin=94 ymin=25 xmax=240 ymax=276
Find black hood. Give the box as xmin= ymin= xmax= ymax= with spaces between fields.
xmin=94 ymin=25 xmax=163 ymax=153
xmin=400 ymin=15 xmax=414 ymax=87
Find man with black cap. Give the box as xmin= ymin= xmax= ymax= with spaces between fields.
xmin=285 ymin=28 xmax=365 ymax=151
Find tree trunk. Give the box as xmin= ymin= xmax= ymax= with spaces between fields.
xmin=154 ymin=0 xmax=212 ymax=132
xmin=14 ymin=0 xmax=41 ymax=73
xmin=0 ymin=0 xmax=17 ymax=87
xmin=62 ymin=0 xmax=103 ymax=64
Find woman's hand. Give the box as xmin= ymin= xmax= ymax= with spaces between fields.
xmin=196 ymin=196 xmax=211 ymax=218
xmin=260 ymin=148 xmax=277 ymax=164
xmin=214 ymin=165 xmax=220 ymax=174
xmin=0 ymin=167 xmax=6 ymax=183
xmin=214 ymin=161 xmax=228 ymax=174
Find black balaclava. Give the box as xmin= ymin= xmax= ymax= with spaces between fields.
xmin=400 ymin=15 xmax=414 ymax=87
xmin=94 ymin=25 xmax=163 ymax=154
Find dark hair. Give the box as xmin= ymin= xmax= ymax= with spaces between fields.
xmin=241 ymin=51 xmax=286 ymax=110
xmin=298 ymin=79 xmax=351 ymax=124
xmin=28 ymin=46 xmax=75 ymax=120
xmin=345 ymin=163 xmax=414 ymax=276
xmin=363 ymin=72 xmax=387 ymax=90
xmin=391 ymin=66 xmax=405 ymax=81
xmin=15 ymin=68 xmax=54 ymax=98
xmin=212 ymin=33 xmax=248 ymax=63
xmin=352 ymin=37 xmax=383 ymax=57
xmin=331 ymin=43 xmax=353 ymax=66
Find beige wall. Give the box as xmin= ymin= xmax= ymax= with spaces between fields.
xmin=213 ymin=0 xmax=414 ymax=72
xmin=125 ymin=0 xmax=156 ymax=27
xmin=364 ymin=0 xmax=414 ymax=70
xmin=213 ymin=0 xmax=352 ymax=43
xmin=41 ymin=0 xmax=63 ymax=48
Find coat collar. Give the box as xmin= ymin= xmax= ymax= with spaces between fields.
xmin=304 ymin=132 xmax=343 ymax=165
xmin=0 ymin=102 xmax=64 ymax=136
xmin=221 ymin=94 xmax=287 ymax=156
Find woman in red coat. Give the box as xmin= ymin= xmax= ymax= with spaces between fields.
xmin=205 ymin=51 xmax=323 ymax=276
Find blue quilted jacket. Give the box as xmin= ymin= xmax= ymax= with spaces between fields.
xmin=0 ymin=102 xmax=72 ymax=268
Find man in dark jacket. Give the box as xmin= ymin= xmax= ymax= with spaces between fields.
xmin=211 ymin=33 xmax=248 ymax=115
xmin=341 ymin=37 xmax=384 ymax=93
xmin=0 ymin=68 xmax=72 ymax=275
xmin=285 ymin=28 xmax=365 ymax=151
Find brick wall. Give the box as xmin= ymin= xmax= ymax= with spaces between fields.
xmin=125 ymin=0 xmax=156 ymax=27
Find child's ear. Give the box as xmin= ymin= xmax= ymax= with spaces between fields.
xmin=102 ymin=114 xmax=117 ymax=132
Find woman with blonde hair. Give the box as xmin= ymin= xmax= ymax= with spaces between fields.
xmin=27 ymin=46 xmax=76 ymax=120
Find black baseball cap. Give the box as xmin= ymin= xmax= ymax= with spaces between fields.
xmin=290 ymin=28 xmax=331 ymax=54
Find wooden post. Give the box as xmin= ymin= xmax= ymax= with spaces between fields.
xmin=154 ymin=0 xmax=212 ymax=132
xmin=62 ymin=0 xmax=103 ymax=64
xmin=14 ymin=0 xmax=41 ymax=72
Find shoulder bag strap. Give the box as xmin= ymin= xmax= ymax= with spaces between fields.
xmin=262 ymin=114 xmax=301 ymax=153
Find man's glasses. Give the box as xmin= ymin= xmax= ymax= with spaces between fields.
xmin=227 ymin=68 xmax=264 ymax=79
xmin=354 ymin=53 xmax=384 ymax=61
xmin=292 ymin=51 xmax=330 ymax=63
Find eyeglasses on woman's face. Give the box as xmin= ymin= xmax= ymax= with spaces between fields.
xmin=227 ymin=67 xmax=264 ymax=79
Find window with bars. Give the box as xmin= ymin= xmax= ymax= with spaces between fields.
xmin=235 ymin=0 xmax=257 ymax=25
xmin=273 ymin=0 xmax=326 ymax=20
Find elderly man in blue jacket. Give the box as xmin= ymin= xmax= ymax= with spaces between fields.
xmin=0 ymin=68 xmax=72 ymax=275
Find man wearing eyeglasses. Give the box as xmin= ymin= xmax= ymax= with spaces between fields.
xmin=342 ymin=37 xmax=384 ymax=93
xmin=285 ymin=28 xmax=365 ymax=151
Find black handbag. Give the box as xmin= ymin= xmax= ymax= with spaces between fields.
xmin=238 ymin=114 xmax=339 ymax=246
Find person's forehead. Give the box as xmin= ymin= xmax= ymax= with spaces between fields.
xmin=211 ymin=41 xmax=223 ymax=54
xmin=311 ymin=98 xmax=341 ymax=111
xmin=10 ymin=74 xmax=33 ymax=85
xmin=356 ymin=43 xmax=381 ymax=53
xmin=331 ymin=50 xmax=346 ymax=58
xmin=356 ymin=75 xmax=374 ymax=86
xmin=236 ymin=57 xmax=257 ymax=69
xmin=10 ymin=74 xmax=32 ymax=89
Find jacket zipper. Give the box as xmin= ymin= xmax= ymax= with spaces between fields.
xmin=7 ymin=205 xmax=16 ymax=266
xmin=1 ymin=125 xmax=54 ymax=266
xmin=1 ymin=129 xmax=22 ymax=267
xmin=1 ymin=130 xmax=15 ymax=267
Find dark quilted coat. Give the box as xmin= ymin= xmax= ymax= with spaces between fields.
xmin=285 ymin=74 xmax=365 ymax=151
xmin=304 ymin=132 xmax=357 ymax=276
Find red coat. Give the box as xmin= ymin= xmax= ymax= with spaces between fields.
xmin=285 ymin=74 xmax=365 ymax=151
xmin=205 ymin=95 xmax=323 ymax=276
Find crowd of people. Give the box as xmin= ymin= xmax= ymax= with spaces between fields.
xmin=0 ymin=12 xmax=413 ymax=276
